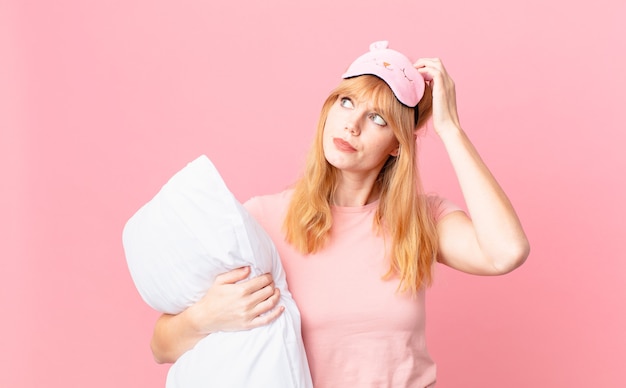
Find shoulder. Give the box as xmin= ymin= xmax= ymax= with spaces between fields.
xmin=244 ymin=189 xmax=294 ymax=222
xmin=425 ymin=194 xmax=464 ymax=222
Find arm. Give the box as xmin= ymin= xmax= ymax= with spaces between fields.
xmin=151 ymin=266 xmax=284 ymax=363
xmin=416 ymin=58 xmax=530 ymax=275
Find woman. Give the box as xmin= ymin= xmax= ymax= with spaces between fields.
xmin=150 ymin=41 xmax=530 ymax=387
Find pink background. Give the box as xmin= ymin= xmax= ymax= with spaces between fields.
xmin=2 ymin=0 xmax=625 ymax=386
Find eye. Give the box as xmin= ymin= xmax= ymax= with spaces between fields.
xmin=340 ymin=97 xmax=354 ymax=109
xmin=370 ymin=113 xmax=387 ymax=126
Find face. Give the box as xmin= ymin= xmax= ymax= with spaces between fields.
xmin=322 ymin=94 xmax=399 ymax=177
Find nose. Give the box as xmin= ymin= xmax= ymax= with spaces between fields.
xmin=344 ymin=116 xmax=360 ymax=136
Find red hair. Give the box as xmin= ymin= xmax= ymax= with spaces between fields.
xmin=283 ymin=75 xmax=436 ymax=293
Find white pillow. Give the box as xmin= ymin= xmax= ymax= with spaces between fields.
xmin=122 ymin=155 xmax=312 ymax=388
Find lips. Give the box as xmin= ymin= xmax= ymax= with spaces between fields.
xmin=333 ymin=138 xmax=357 ymax=152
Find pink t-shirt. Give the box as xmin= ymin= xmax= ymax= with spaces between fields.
xmin=244 ymin=190 xmax=460 ymax=388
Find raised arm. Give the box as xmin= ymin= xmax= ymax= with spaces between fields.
xmin=416 ymin=58 xmax=530 ymax=275
xmin=151 ymin=267 xmax=284 ymax=363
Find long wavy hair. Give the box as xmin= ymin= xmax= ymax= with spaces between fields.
xmin=283 ymin=75 xmax=437 ymax=293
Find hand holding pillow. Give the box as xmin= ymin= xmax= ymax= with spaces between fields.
xmin=122 ymin=155 xmax=312 ymax=388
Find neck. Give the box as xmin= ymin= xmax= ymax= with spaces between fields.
xmin=332 ymin=172 xmax=381 ymax=207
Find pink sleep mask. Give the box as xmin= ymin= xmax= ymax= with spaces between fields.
xmin=342 ymin=41 xmax=425 ymax=108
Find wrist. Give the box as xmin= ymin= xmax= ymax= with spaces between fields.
xmin=185 ymin=302 xmax=213 ymax=336
xmin=436 ymin=122 xmax=464 ymax=139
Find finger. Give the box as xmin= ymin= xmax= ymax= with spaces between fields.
xmin=417 ymin=67 xmax=435 ymax=82
xmin=249 ymin=280 xmax=278 ymax=306
xmin=413 ymin=57 xmax=442 ymax=68
xmin=417 ymin=64 xmax=451 ymax=85
xmin=250 ymin=286 xmax=281 ymax=314
xmin=240 ymin=273 xmax=274 ymax=294
xmin=414 ymin=59 xmax=448 ymax=78
xmin=417 ymin=65 xmax=442 ymax=82
xmin=249 ymin=304 xmax=285 ymax=329
xmin=214 ymin=266 xmax=250 ymax=285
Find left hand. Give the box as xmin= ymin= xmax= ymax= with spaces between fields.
xmin=414 ymin=58 xmax=461 ymax=134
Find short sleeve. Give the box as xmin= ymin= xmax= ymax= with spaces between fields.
xmin=427 ymin=195 xmax=464 ymax=222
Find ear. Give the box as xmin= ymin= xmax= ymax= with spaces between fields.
xmin=390 ymin=146 xmax=400 ymax=157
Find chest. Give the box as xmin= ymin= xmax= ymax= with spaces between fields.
xmin=275 ymin=215 xmax=426 ymax=335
